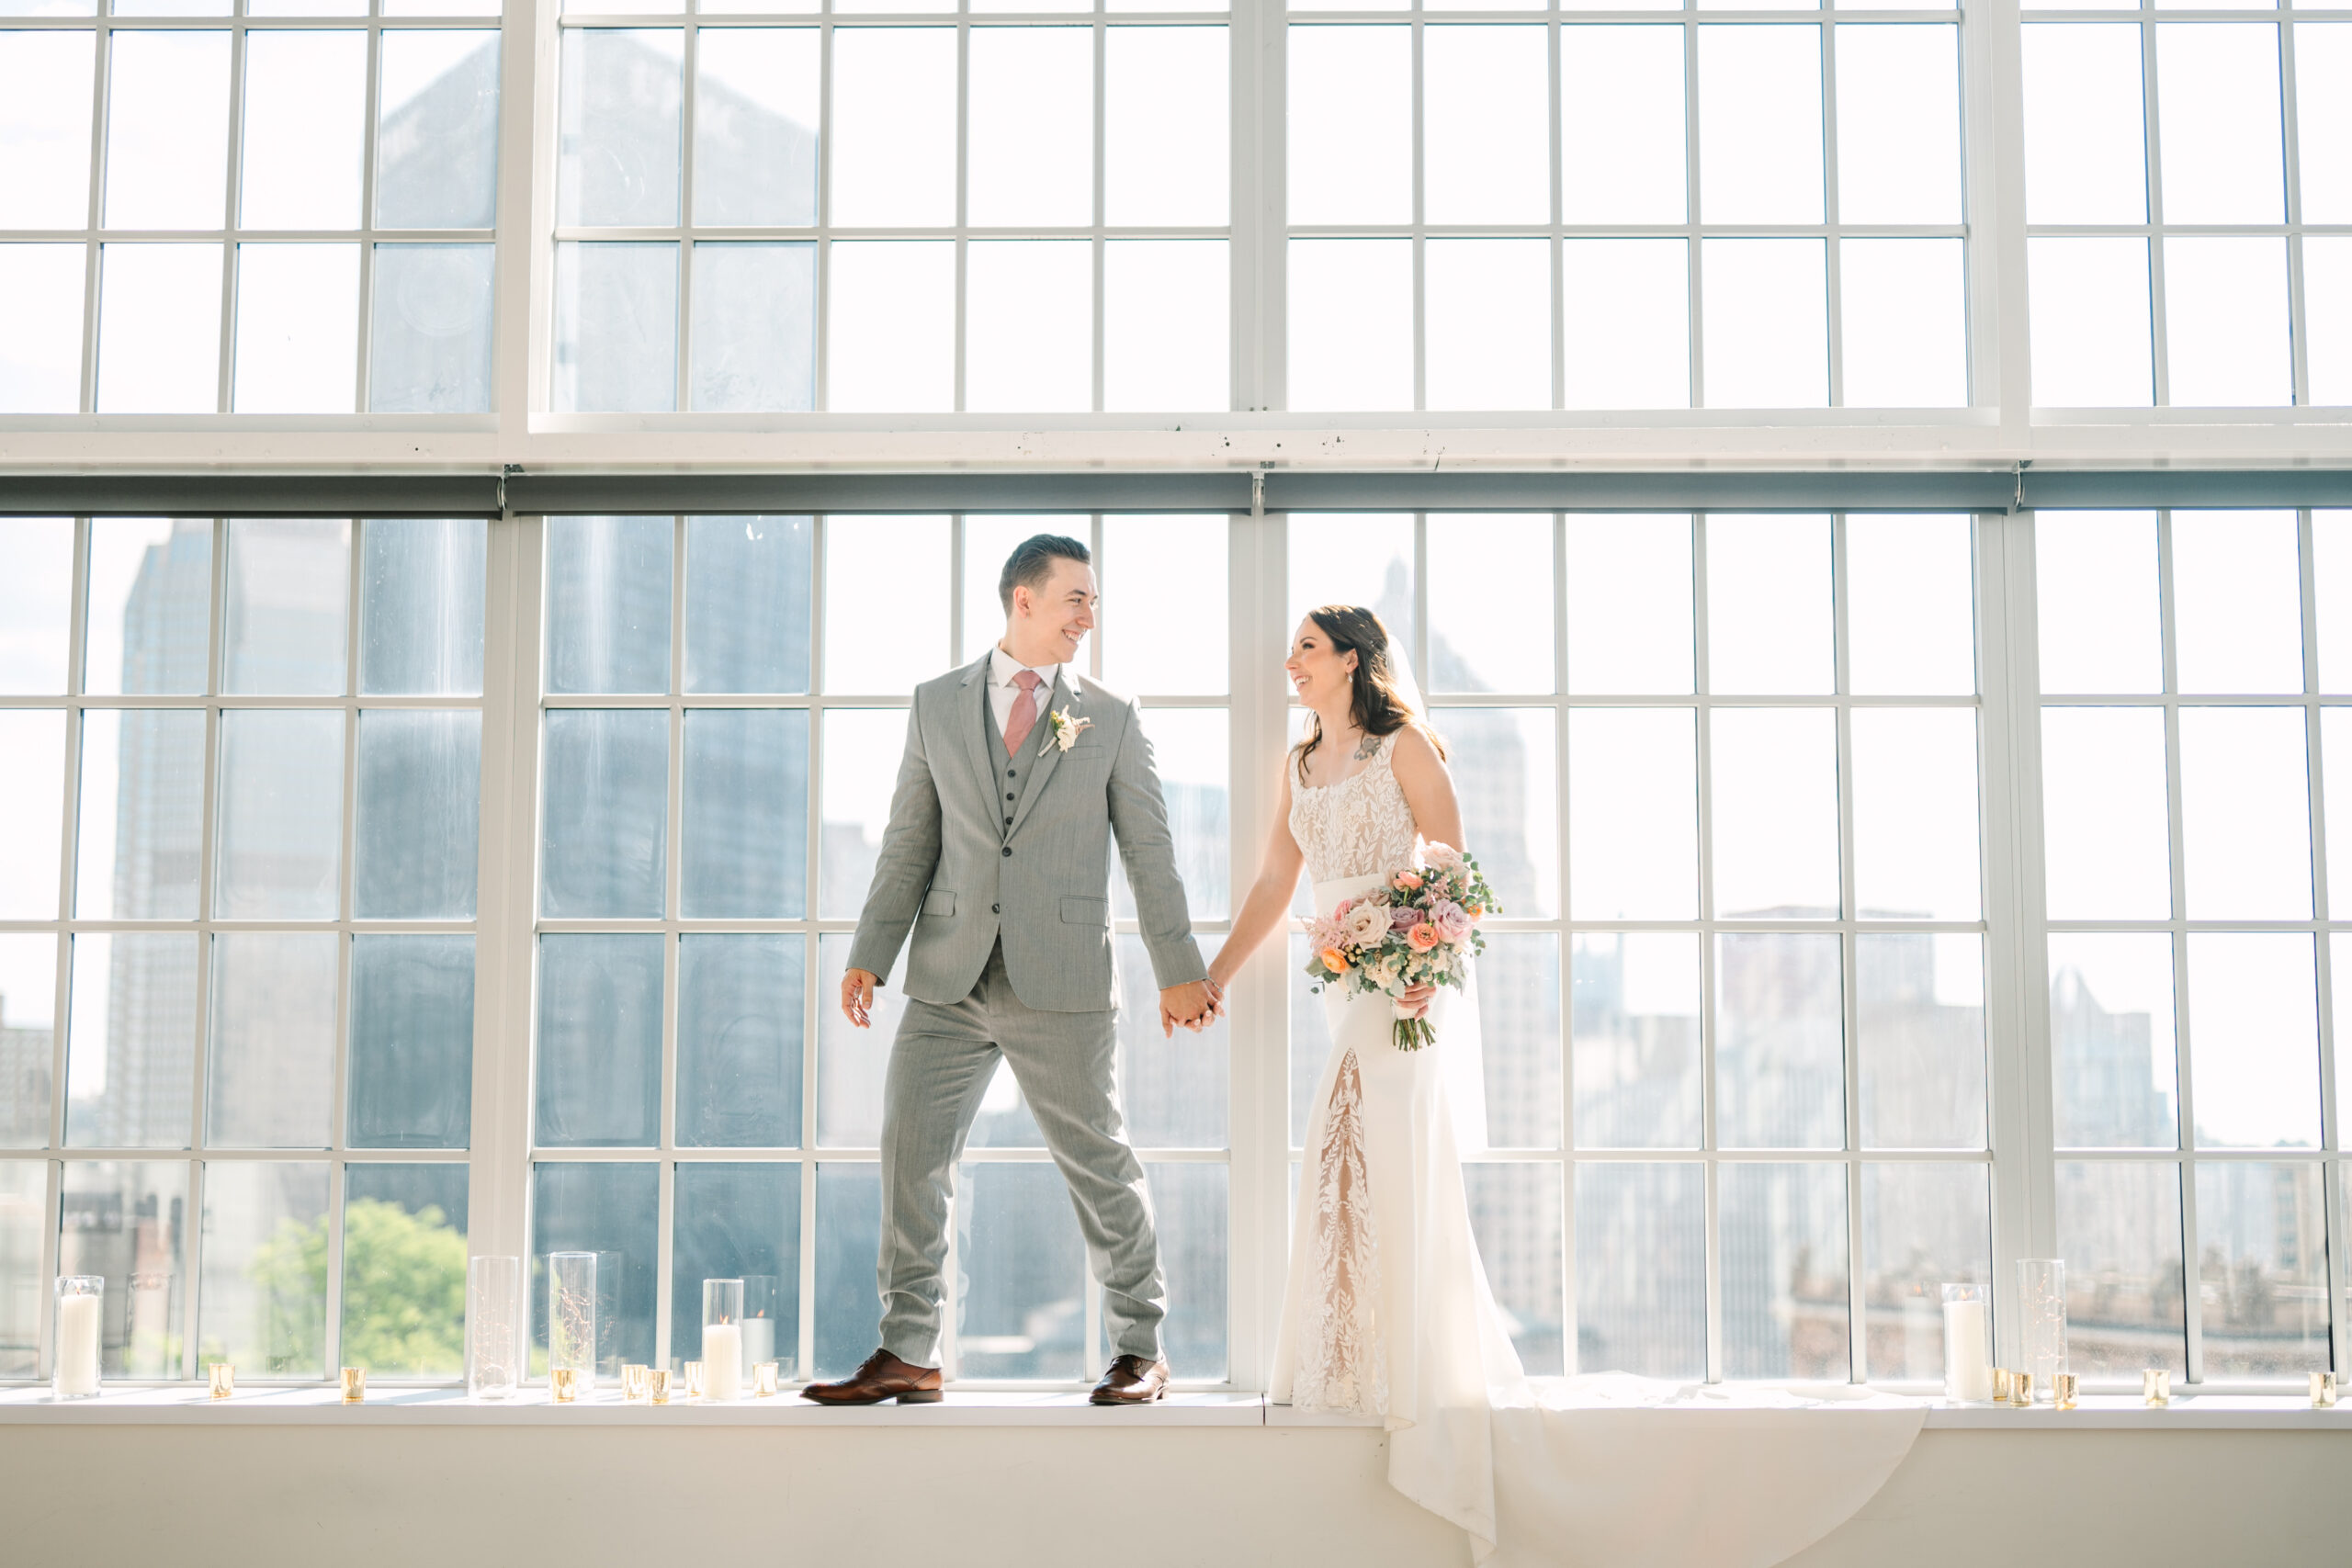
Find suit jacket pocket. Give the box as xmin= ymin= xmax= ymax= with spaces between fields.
xmin=922 ymin=889 xmax=957 ymax=918
xmin=1058 ymin=895 xmax=1108 ymax=927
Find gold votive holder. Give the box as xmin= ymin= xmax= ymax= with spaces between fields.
xmin=208 ymin=1363 xmax=235 ymax=1400
xmin=551 ymin=1367 xmax=581 ymax=1404
xmin=1991 ymin=1368 xmax=2014 ymax=1404
xmin=2012 ymin=1371 xmax=2034 ymax=1405
xmin=647 ymin=1368 xmax=673 ymax=1404
xmin=2053 ymin=1373 xmax=2078 ymax=1410
xmin=2312 ymin=1371 xmax=2337 ymax=1408
xmin=684 ymin=1359 xmax=706 ymax=1400
xmin=2143 ymin=1368 xmax=2171 ymax=1407
xmin=339 ymin=1367 xmax=366 ymax=1404
xmin=753 ymin=1361 xmax=779 ymax=1398
xmin=621 ymin=1363 xmax=649 ymax=1404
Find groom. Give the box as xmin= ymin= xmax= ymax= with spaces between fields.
xmin=808 ymin=533 xmax=1223 ymax=1408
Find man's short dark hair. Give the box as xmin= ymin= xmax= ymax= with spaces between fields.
xmin=999 ymin=533 xmax=1091 ymax=615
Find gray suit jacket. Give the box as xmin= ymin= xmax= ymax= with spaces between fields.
xmin=845 ymin=655 xmax=1210 ymax=1013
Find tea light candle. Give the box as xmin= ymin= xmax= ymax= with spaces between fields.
xmin=2013 ymin=1371 xmax=2034 ymax=1405
xmin=1991 ymin=1368 xmax=2015 ymax=1405
xmin=209 ymin=1364 xmax=235 ymax=1400
xmin=648 ymin=1368 xmax=673 ymax=1404
xmin=2053 ymin=1373 xmax=2078 ymax=1410
xmin=552 ymin=1367 xmax=580 ymax=1403
xmin=2143 ymin=1368 xmax=2171 ymax=1407
xmin=753 ymin=1361 xmax=779 ymax=1398
xmin=340 ymin=1367 xmax=367 ymax=1404
xmin=684 ymin=1360 xmax=706 ymax=1400
xmin=621 ymin=1363 xmax=649 ymax=1404
xmin=2312 ymin=1371 xmax=2337 ymax=1408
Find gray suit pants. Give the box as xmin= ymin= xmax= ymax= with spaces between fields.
xmin=876 ymin=941 xmax=1166 ymax=1368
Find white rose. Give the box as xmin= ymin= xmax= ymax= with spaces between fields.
xmin=1344 ymin=900 xmax=1393 ymax=948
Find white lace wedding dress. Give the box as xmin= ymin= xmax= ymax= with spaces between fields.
xmin=1270 ymin=733 xmax=1526 ymax=1562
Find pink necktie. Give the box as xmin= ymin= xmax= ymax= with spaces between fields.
xmin=1003 ymin=669 xmax=1046 ymax=755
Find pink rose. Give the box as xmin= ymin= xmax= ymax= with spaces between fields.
xmin=1408 ymin=923 xmax=1442 ymax=953
xmin=1393 ymin=871 xmax=1424 ymax=892
xmin=1343 ymin=899 xmax=1394 ymax=948
xmin=1390 ymin=905 xmax=1419 ymax=932
xmin=1432 ymin=900 xmax=1473 ymax=944
xmin=1424 ymin=842 xmax=1464 ymax=873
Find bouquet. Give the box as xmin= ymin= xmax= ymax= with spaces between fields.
xmin=1304 ymin=842 xmax=1499 ymax=1051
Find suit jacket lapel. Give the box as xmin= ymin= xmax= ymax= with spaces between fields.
xmin=1005 ymin=670 xmax=1074 ymax=840
xmin=958 ymin=655 xmax=1001 ymax=835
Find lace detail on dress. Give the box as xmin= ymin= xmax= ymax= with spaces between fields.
xmin=1289 ymin=734 xmax=1422 ymax=887
xmin=1290 ymin=1046 xmax=1387 ymax=1417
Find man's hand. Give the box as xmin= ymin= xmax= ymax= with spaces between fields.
xmin=1159 ymin=978 xmax=1224 ymax=1037
xmin=841 ymin=968 xmax=879 ymax=1028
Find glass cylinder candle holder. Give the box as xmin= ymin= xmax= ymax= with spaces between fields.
xmin=754 ymin=1362 xmax=779 ymax=1398
xmin=340 ymin=1367 xmax=367 ymax=1404
xmin=2143 ymin=1368 xmax=2171 ymax=1406
xmin=52 ymin=1276 xmax=102 ymax=1400
xmin=702 ymin=1279 xmax=745 ymax=1403
xmin=647 ymin=1368 xmax=673 ymax=1404
xmin=551 ymin=1367 xmax=580 ymax=1403
xmin=548 ymin=1251 xmax=598 ymax=1397
xmin=2053 ymin=1373 xmax=2078 ymax=1410
xmin=209 ymin=1364 xmax=235 ymax=1400
xmin=684 ymin=1360 xmax=706 ymax=1400
xmin=466 ymin=1256 xmax=524 ymax=1401
xmin=1991 ymin=1368 xmax=2014 ymax=1405
xmin=2012 ymin=1371 xmax=2034 ymax=1405
xmin=622 ymin=1363 xmax=650 ymax=1404
xmin=741 ymin=1275 xmax=780 ymax=1375
xmin=2018 ymin=1258 xmax=2067 ymax=1404
xmin=2312 ymin=1371 xmax=2337 ymax=1409
xmin=1940 ymin=1283 xmax=1993 ymax=1402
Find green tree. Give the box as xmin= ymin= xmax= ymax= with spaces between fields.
xmin=246 ymin=1199 xmax=468 ymax=1377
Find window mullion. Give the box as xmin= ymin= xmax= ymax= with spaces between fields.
xmin=2154 ymin=508 xmax=2206 ymax=1382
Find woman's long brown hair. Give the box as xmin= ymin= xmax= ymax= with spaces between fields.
xmin=1294 ymin=604 xmax=1447 ymax=784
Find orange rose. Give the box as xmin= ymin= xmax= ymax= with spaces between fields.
xmin=1320 ymin=948 xmax=1351 ymax=974
xmin=1408 ymin=923 xmax=1442 ymax=953
xmin=1393 ymin=871 xmax=1424 ymax=891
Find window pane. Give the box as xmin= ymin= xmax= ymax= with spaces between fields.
xmin=1860 ymin=1161 xmax=1990 ymax=1384
xmin=2319 ymin=515 xmax=2352 ymax=693
xmin=2196 ymin=1161 xmax=2327 ymax=1380
xmin=817 ymin=933 xmax=898 ymax=1148
xmin=1710 ymin=708 xmax=1840 ymax=919
xmin=1836 ymin=25 xmax=1960 ymax=225
xmin=2056 ymin=1159 xmax=2186 ymax=1375
xmin=677 ymin=935 xmax=803 ymax=1149
xmin=205 ymin=931 xmax=334 ymax=1149
xmin=2173 ymin=511 xmax=2303 ymax=696
xmin=558 ymin=29 xmax=680 ymax=227
xmin=2328 ymin=709 xmax=2352 ymax=916
xmin=1465 ymin=1162 xmax=1562 ymax=1375
xmin=1288 ymin=513 xmax=1416 ymax=664
xmin=967 ymin=241 xmax=1091 ymax=414
xmin=1697 ymin=27 xmax=1823 ymax=224
xmin=65 ymin=933 xmax=196 ymax=1149
xmin=198 ymin=1160 xmax=328 ymax=1377
xmin=2164 ymin=237 xmax=2290 ymax=407
xmin=1287 ymin=240 xmax=1412 ymax=412
xmin=356 ymin=710 xmax=481 ymax=919
xmin=2035 ymin=512 xmax=2162 ymax=695
xmin=823 ymin=518 xmax=948 ymax=696
xmin=1721 ymin=1161 xmax=1849 ymax=1379
xmin=813 ymin=1160 xmax=880 ymax=1377
xmin=967 ymin=28 xmax=1091 ymax=228
xmin=0 ymin=245 xmax=85 ymax=413
xmin=235 ymin=245 xmax=358 ymax=410
xmin=104 ymin=31 xmax=230 ymax=230
xmin=1425 ymin=241 xmax=1551 ymax=412
xmin=369 ymin=243 xmax=495 ymax=413
xmin=0 ymin=711 xmax=62 ymax=919
xmin=0 ymin=33 xmax=95 ymax=230
xmin=2301 ymin=26 xmax=2352 ymax=224
xmin=1423 ymin=27 xmax=1547 ymax=224
xmin=223 ymin=519 xmax=349 ymax=697
xmin=1444 ymin=707 xmax=1560 ymax=919
xmin=959 ymin=515 xmax=1054 ymax=667
xmin=1287 ymin=26 xmax=1409 ymax=225
xmin=673 ymin=1162 xmax=799 ymax=1375
xmin=1117 ymin=934 xmax=1227 ymax=1148
xmin=2029 ymin=238 xmax=2153 ymax=407
xmin=75 ymin=711 xmax=200 ymax=922
xmin=1113 ymin=708 xmax=1228 ymax=921
xmin=1847 ymin=516 xmax=1973 ymax=696
xmin=692 ymin=28 xmax=816 ymax=228
xmin=0 ymin=1161 xmax=40 ymax=1373
xmin=1476 ymin=933 xmax=1561 ymax=1151
xmin=830 ymin=28 xmax=954 ymax=226
xmin=1149 ymin=1161 xmax=1227 ymax=1380
xmin=1569 ymin=708 xmax=1697 ymax=922
xmin=2051 ymin=933 xmax=2179 ymax=1150
xmin=954 ymin=1161 xmax=1084 ymax=1381
xmin=539 ymin=708 xmax=668 ymax=919
xmin=215 ymin=709 xmax=345 ymax=920
xmin=1858 ymin=933 xmax=1985 ymax=1149
xmin=689 ymin=243 xmax=814 ymax=413
xmin=2155 ymin=23 xmax=2282 ymax=226
xmin=1852 ymin=708 xmax=1981 ymax=923
xmin=1576 ymin=1162 xmax=1703 ymax=1376
xmin=2040 ymin=707 xmax=2172 ymax=920
xmin=819 ymin=707 xmax=909 ymax=923
xmin=1105 ymin=27 xmax=1227 ymax=227
xmin=968 ymin=1058 xmax=1043 ymax=1151
xmin=681 ymin=709 xmax=808 ymax=919
xmin=84 ymin=522 xmax=209 ymax=697
xmin=1428 ymin=515 xmax=1552 ymax=694
xmin=358 ymin=519 xmax=485 ymax=697
xmin=1290 ymin=932 xmax=1332 ymax=1148
xmin=377 ymin=30 xmax=501 ymax=229
xmin=1839 ymin=239 xmax=1968 ymax=410
xmin=1566 ymin=516 xmax=1692 ymax=694
xmin=546 ymin=514 xmax=672 ymax=696
xmin=531 ymin=1161 xmax=658 ymax=1377
xmin=0 ymin=524 xmax=68 ymax=697
xmin=1717 ymin=932 xmax=1845 ymax=1149
xmin=826 ymin=241 xmax=953 ymax=413
xmin=1563 ymin=241 xmax=1690 ymax=410
xmin=1572 ymin=931 xmax=1700 ymax=1150
xmin=1701 ymin=239 xmax=1827 ymax=409
xmin=552 ymin=242 xmax=677 ymax=413
xmin=684 ymin=515 xmax=810 ymax=695
xmin=58 ymin=1161 xmax=188 ymax=1377
xmin=1561 ymin=27 xmax=1684 ymax=225
xmin=1707 ymin=515 xmax=1832 ymax=695
xmin=2187 ymin=931 xmax=2319 ymax=1149
xmin=2178 ymin=707 xmax=2311 ymax=920
xmin=343 ymin=1162 xmax=469 ymax=1377
xmin=536 ymin=934 xmax=662 ymax=1147
xmin=238 ymin=29 xmax=365 ymax=231
xmin=0 ymin=936 xmax=56 ymax=1148
xmin=1104 ymin=241 xmax=1229 ymax=412
xmin=1101 ymin=516 xmax=1226 ymax=697
xmin=347 ymin=934 xmax=473 ymax=1150
xmin=96 ymin=243 xmax=223 ymax=413
xmin=2023 ymin=25 xmax=2146 ymax=224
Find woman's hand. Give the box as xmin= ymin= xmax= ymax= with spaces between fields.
xmin=1397 ymin=982 xmax=1436 ymax=1020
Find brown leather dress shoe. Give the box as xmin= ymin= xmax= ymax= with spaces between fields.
xmin=800 ymin=1348 xmax=944 ymax=1405
xmin=1090 ymin=1354 xmax=1171 ymax=1405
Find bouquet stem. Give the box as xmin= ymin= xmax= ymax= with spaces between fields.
xmin=1393 ymin=1015 xmax=1436 ymax=1052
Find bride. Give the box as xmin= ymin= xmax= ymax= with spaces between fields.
xmin=1208 ymin=604 xmax=1524 ymax=1562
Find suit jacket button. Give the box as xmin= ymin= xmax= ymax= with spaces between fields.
xmin=991 ymin=904 xmax=1001 ymax=914
xmin=1002 ymin=846 xmax=1012 ymax=857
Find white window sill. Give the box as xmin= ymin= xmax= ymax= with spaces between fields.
xmin=3 ymin=1384 xmax=2346 ymax=1430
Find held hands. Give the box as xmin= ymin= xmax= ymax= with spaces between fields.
xmin=1159 ymin=977 xmax=1226 ymax=1037
xmin=841 ymin=968 xmax=878 ymax=1028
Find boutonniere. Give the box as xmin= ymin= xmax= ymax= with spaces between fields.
xmin=1046 ymin=707 xmax=1092 ymax=753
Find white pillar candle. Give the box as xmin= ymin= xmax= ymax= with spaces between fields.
xmin=1943 ymin=1298 xmax=1993 ymax=1402
xmin=702 ymin=1323 xmax=743 ymax=1403
xmin=741 ymin=1315 xmax=776 ymax=1370
xmin=55 ymin=1292 xmax=101 ymax=1398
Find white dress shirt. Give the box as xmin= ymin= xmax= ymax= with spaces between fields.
xmin=988 ymin=643 xmax=1064 ymax=744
